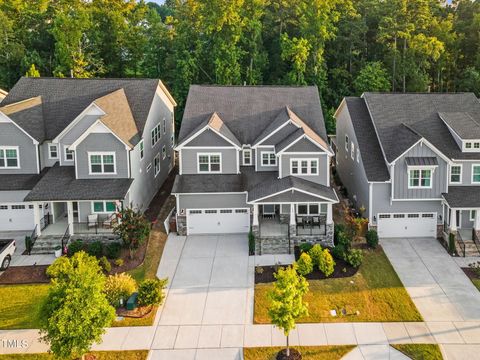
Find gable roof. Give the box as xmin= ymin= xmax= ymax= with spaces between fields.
xmin=1 ymin=77 xmax=162 ymax=144
xmin=362 ymin=92 xmax=480 ymax=162
xmin=179 ymin=86 xmax=328 ymax=146
xmin=343 ymin=97 xmax=390 ymax=182
xmin=0 ymin=96 xmax=45 ymax=142
xmin=438 ymin=112 xmax=480 ymax=139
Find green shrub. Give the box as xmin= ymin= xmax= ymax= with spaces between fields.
xmin=67 ymin=240 xmax=84 ymax=257
xmin=336 ymin=231 xmax=352 ymax=251
xmin=318 ymin=248 xmax=335 ymax=277
xmin=332 ymin=244 xmax=347 ymax=260
xmin=347 ymin=249 xmax=363 ymax=268
xmin=308 ymin=244 xmax=323 ymax=267
xmin=366 ymin=229 xmax=379 ymax=249
xmin=334 ymin=224 xmax=346 ymax=244
xmin=114 ymin=258 xmax=124 ymax=267
xmin=104 ymin=273 xmax=137 ymax=308
xmin=296 ymin=252 xmax=313 ymax=276
xmin=298 ymin=242 xmax=313 ymax=254
xmin=25 ymin=236 xmax=33 ymax=255
xmin=99 ymin=256 xmax=111 ymax=273
xmin=449 ymin=233 xmax=456 ymax=254
xmin=105 ymin=242 xmax=122 ymax=259
xmin=87 ymin=241 xmax=103 ymax=258
xmin=137 ymin=278 xmax=168 ymax=307
xmin=248 ymin=230 xmax=255 ymax=256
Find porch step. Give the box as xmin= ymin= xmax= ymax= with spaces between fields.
xmin=455 ymin=240 xmax=480 ymax=257
xmin=30 ymin=236 xmax=63 ymax=255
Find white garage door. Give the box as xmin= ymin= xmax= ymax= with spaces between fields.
xmin=187 ymin=208 xmax=250 ymax=235
xmin=377 ymin=212 xmax=436 ymax=238
xmin=0 ymin=203 xmax=35 ymax=231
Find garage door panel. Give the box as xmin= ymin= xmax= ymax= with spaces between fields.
xmin=187 ymin=208 xmax=250 ymax=235
xmin=0 ymin=203 xmax=35 ymax=231
xmin=377 ymin=212 xmax=436 ymax=238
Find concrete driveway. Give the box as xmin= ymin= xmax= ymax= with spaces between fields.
xmin=381 ymin=237 xmax=480 ymax=322
xmin=151 ymin=234 xmax=253 ymax=359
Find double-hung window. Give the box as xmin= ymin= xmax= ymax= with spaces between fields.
xmin=92 ymin=201 xmax=116 ymax=213
xmin=65 ymin=148 xmax=74 ymax=161
xmin=162 ymin=145 xmax=166 ymax=160
xmin=345 ymin=135 xmax=349 ymax=151
xmin=290 ymin=159 xmax=318 ymax=175
xmin=139 ymin=140 xmax=144 ymax=160
xmin=89 ymin=152 xmax=115 ymax=174
xmin=408 ymin=169 xmax=432 ymax=188
xmin=450 ymin=165 xmax=462 ymax=184
xmin=243 ymin=149 xmax=252 ymax=165
xmin=472 ymin=165 xmax=480 ymax=183
xmin=471 ymin=210 xmax=477 ymax=221
xmin=163 ymin=118 xmax=167 ymax=134
xmin=261 ymin=151 xmax=276 ymax=166
xmin=0 ymin=147 xmax=19 ymax=168
xmin=198 ymin=153 xmax=221 ymax=173
xmin=356 ymin=148 xmax=360 ymax=163
xmin=48 ymin=144 xmax=58 ymax=159
xmin=351 ymin=143 xmax=355 ymax=160
xmin=170 ymin=134 xmax=175 ymax=148
xmin=154 ymin=153 xmax=160 ymax=176
xmin=297 ymin=203 xmax=327 ymax=215
xmin=151 ymin=124 xmax=161 ymax=147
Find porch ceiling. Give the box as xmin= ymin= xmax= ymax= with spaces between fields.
xmin=443 ymin=186 xmax=480 ymax=208
xmin=253 ymin=189 xmax=334 ymax=203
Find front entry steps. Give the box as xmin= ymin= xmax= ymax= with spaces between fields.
xmin=455 ymin=239 xmax=480 ymax=257
xmin=30 ymin=235 xmax=63 ymax=255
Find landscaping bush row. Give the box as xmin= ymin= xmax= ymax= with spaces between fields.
xmin=67 ymin=239 xmax=122 ymax=259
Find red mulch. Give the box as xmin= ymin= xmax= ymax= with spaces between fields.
xmin=0 ymin=265 xmax=50 ymax=284
xmin=116 ymin=305 xmax=154 ymax=318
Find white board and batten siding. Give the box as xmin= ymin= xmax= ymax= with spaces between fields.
xmin=377 ymin=212 xmax=437 ymax=238
xmin=186 ymin=208 xmax=250 ymax=235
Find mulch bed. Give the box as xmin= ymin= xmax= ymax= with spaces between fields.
xmin=462 ymin=267 xmax=480 ymax=282
xmin=116 ymin=305 xmax=154 ymax=318
xmin=0 ymin=265 xmax=50 ymax=284
xmin=276 ymin=348 xmax=302 ymax=360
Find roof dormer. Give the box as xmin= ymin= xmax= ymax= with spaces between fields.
xmin=439 ymin=112 xmax=480 ymax=153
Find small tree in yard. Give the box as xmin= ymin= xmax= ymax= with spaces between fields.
xmin=268 ymin=264 xmax=309 ymax=359
xmin=138 ymin=278 xmax=168 ymax=307
xmin=40 ymin=251 xmax=115 ymax=360
xmin=113 ymin=207 xmax=151 ymax=259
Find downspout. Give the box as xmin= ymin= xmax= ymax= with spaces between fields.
xmin=390 ymin=163 xmax=395 ymax=206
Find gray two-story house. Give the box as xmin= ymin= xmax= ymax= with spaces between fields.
xmin=172 ymin=86 xmax=338 ymax=254
xmin=335 ymin=93 xmax=480 ymax=253
xmin=0 ymin=77 xmax=176 ymax=246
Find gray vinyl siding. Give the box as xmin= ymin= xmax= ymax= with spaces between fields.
xmin=371 ymin=182 xmax=442 ymax=224
xmin=181 ymin=148 xmax=237 ymax=174
xmin=335 ymin=105 xmax=372 ymax=216
xmin=184 ymin=128 xmax=232 ymax=147
xmin=177 ymin=193 xmax=248 ymax=210
xmin=280 ymin=153 xmax=329 ymax=185
xmin=446 ymin=126 xmax=463 ymax=150
xmin=40 ymin=142 xmax=59 ymax=168
xmin=128 ymin=89 xmax=175 ymax=212
xmin=241 ymin=148 xmax=255 ymax=166
xmin=393 ymin=142 xmax=447 ymax=199
xmin=256 ymin=146 xmax=278 ymax=172
xmin=449 ymin=161 xmax=480 ymax=186
xmin=286 ymin=137 xmax=321 ymax=153
xmin=261 ymin=123 xmax=298 ymax=145
xmin=75 ymin=133 xmax=129 ymax=179
xmin=60 ymin=115 xmax=99 ymax=145
xmin=0 ymin=190 xmax=30 ymax=202
xmin=460 ymin=209 xmax=474 ymax=228
xmin=0 ymin=122 xmax=38 ymax=174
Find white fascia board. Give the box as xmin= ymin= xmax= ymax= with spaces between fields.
xmin=53 ymin=103 xmax=105 ymax=143
xmin=390 ymin=138 xmax=451 ymax=166
xmin=277 ymin=134 xmax=333 ymax=156
xmin=176 ymin=125 xmax=240 ymax=150
xmin=0 ymin=111 xmax=39 ymax=145
xmin=252 ymin=120 xmax=300 ymax=148
xmin=69 ymin=119 xmax=131 ymax=151
xmin=333 ymin=98 xmax=347 ymax=119
xmin=249 ymin=187 xmax=339 ymax=204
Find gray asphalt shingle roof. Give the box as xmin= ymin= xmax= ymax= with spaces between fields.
xmin=179 ymin=86 xmax=328 ymax=146
xmin=344 ymin=97 xmax=390 ymax=182
xmin=443 ymin=187 xmax=480 ymax=208
xmin=439 ymin=112 xmax=480 ymax=139
xmin=24 ymin=164 xmax=133 ymax=201
xmin=0 ymin=171 xmax=48 ymax=191
xmin=1 ymin=77 xmax=160 ymax=144
xmin=363 ymin=92 xmax=480 ymax=162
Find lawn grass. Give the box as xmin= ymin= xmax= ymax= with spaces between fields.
xmin=0 ymin=350 xmax=149 ymax=359
xmin=392 ymin=344 xmax=443 ymax=360
xmin=243 ymin=346 xmax=355 ymax=360
xmin=469 ymin=278 xmax=480 ymax=291
xmin=0 ymin=284 xmax=49 ymax=329
xmin=254 ymin=246 xmax=422 ymax=323
xmin=112 ymin=306 xmax=158 ymax=327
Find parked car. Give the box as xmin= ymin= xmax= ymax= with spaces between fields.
xmin=0 ymin=239 xmax=15 ymax=270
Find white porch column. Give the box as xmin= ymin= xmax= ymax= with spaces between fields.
xmin=450 ymin=208 xmax=457 ymax=232
xmin=67 ymin=201 xmax=74 ymax=235
xmin=326 ymin=203 xmax=333 ymax=224
xmin=33 ymin=203 xmax=41 ymax=236
xmin=252 ymin=204 xmax=259 ymax=226
xmin=290 ymin=204 xmax=296 ymax=226
xmin=475 ymin=210 xmax=480 ymax=231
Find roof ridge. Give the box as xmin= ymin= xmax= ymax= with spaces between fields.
xmin=0 ymin=96 xmax=42 ymax=109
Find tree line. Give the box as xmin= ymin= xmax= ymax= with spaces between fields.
xmin=1 ymin=0 xmax=480 ymax=133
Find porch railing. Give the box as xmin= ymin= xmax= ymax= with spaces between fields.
xmin=28 ymin=225 xmax=39 ymax=254
xmin=295 ymin=215 xmax=327 ymax=236
xmin=72 ymin=221 xmax=115 ymax=235
xmin=40 ymin=214 xmax=53 ymax=231
xmin=61 ymin=225 xmax=70 ymax=255
xmin=457 ymin=232 xmax=466 ymax=257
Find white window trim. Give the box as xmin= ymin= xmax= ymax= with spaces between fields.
xmin=471 ymin=210 xmax=477 ymax=222
xmin=151 ymin=123 xmax=161 ymax=148
xmin=408 ymin=167 xmax=433 ymax=189
xmin=146 ymin=163 xmax=152 ymax=172
xmin=243 ymin=149 xmax=252 ymax=165
xmin=163 ymin=118 xmax=167 ymax=134
xmin=154 ymin=153 xmax=161 ymax=177
xmin=449 ymin=164 xmax=462 ymax=184
xmin=64 ymin=147 xmax=74 ymax=162
xmin=88 ymin=151 xmax=117 ymax=175
xmin=197 ymin=152 xmax=222 ymax=173
xmin=356 ymin=148 xmax=360 ymax=163
xmin=0 ymin=146 xmax=20 ymax=169
xmin=351 ymin=142 xmax=355 ymax=160
xmin=162 ymin=145 xmax=166 ymax=160
xmin=345 ymin=135 xmax=349 ymax=151
xmin=472 ymin=164 xmax=480 ymax=184
xmin=139 ymin=139 xmax=144 ymax=160
xmin=91 ymin=201 xmax=117 ymax=214
xmin=290 ymin=158 xmax=319 ymax=176
xmin=296 ymin=203 xmax=328 ymax=215
xmin=261 ymin=151 xmax=277 ymax=166
xmin=48 ymin=144 xmax=59 ymax=160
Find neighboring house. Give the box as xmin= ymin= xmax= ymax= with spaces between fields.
xmin=172 ymin=86 xmax=338 ymax=254
xmin=0 ymin=77 xmax=176 ymax=242
xmin=335 ymin=93 xmax=480 ymax=250
xmin=0 ymin=88 xmax=7 ymax=101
